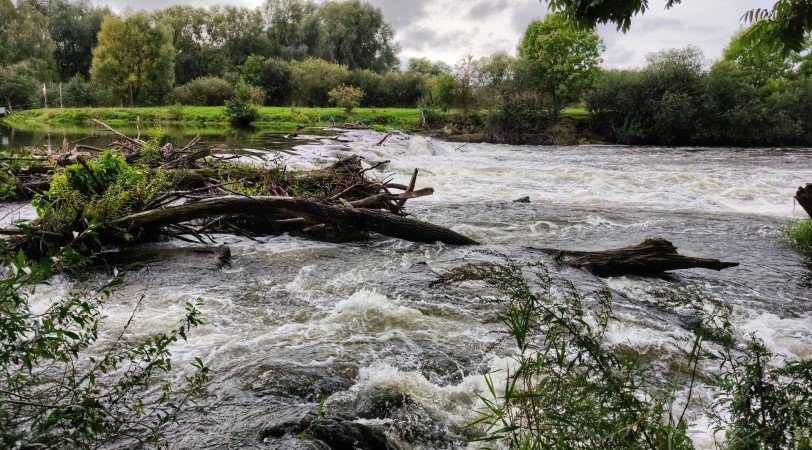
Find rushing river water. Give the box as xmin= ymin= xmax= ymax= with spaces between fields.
xmin=4 ymin=126 xmax=812 ymax=449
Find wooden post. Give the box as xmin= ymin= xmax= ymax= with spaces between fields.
xmin=59 ymin=83 xmax=63 ymax=108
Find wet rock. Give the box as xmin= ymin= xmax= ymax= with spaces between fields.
xmin=513 ymin=196 xmax=531 ymax=203
xmin=259 ymin=408 xmax=316 ymax=438
xmin=308 ymin=418 xmax=401 ymax=450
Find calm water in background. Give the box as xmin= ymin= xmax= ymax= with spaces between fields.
xmin=5 ymin=124 xmax=812 ymax=449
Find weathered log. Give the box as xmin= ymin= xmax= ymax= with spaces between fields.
xmin=536 ymin=237 xmax=738 ymax=276
xmin=795 ymin=184 xmax=812 ymax=218
xmin=114 ymin=195 xmax=479 ymax=246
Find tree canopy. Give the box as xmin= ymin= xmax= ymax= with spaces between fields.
xmin=545 ymin=0 xmax=812 ymax=52
xmin=91 ymin=13 xmax=175 ymax=106
xmin=518 ymin=13 xmax=603 ymax=116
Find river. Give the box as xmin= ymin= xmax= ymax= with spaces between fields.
xmin=4 ymin=125 xmax=811 ymax=449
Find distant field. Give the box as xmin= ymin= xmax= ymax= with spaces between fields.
xmin=1 ymin=106 xmax=423 ymax=130
xmin=562 ymin=107 xmax=589 ymax=118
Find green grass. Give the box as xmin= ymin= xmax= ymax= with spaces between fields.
xmin=1 ymin=106 xmax=422 ymax=131
xmin=784 ymin=219 xmax=812 ymax=256
xmin=562 ymin=107 xmax=589 ymax=118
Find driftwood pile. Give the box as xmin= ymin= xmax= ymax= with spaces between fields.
xmin=0 ymin=122 xmax=740 ymax=276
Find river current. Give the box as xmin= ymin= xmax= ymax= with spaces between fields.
xmin=9 ymin=130 xmax=812 ymax=449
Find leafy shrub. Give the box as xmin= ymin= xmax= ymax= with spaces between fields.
xmin=32 ymin=151 xmax=166 ymax=232
xmin=290 ymin=58 xmax=350 ymax=107
xmin=225 ymin=81 xmax=258 ymax=126
xmin=241 ymin=57 xmax=292 ymax=105
xmin=0 ymin=251 xmax=208 ymax=448
xmin=432 ymin=74 xmax=454 ymax=112
xmin=62 ymin=75 xmax=115 ymax=107
xmin=328 ymin=84 xmax=364 ymax=113
xmin=170 ymin=77 xmax=235 ymax=106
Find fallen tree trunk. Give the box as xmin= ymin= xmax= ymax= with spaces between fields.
xmin=114 ymin=196 xmax=479 ymax=246
xmin=536 ymin=237 xmax=738 ymax=276
xmin=795 ymin=184 xmax=812 ymax=218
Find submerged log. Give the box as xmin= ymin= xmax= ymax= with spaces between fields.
xmin=795 ymin=184 xmax=812 ymax=218
xmin=538 ymin=237 xmax=738 ymax=276
xmin=114 ymin=196 xmax=479 ymax=246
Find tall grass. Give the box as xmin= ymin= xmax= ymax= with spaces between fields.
xmin=784 ymin=219 xmax=812 ymax=257
xmin=435 ymin=255 xmax=812 ymax=449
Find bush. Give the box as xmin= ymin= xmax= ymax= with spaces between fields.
xmin=61 ymin=75 xmax=115 ymax=107
xmin=290 ymin=58 xmax=350 ymax=107
xmin=170 ymin=77 xmax=235 ymax=106
xmin=225 ymin=81 xmax=258 ymax=126
xmin=328 ymin=84 xmax=364 ymax=113
xmin=241 ymin=57 xmax=292 ymax=105
xmin=432 ymin=74 xmax=454 ymax=112
xmin=0 ymin=249 xmax=208 ymax=448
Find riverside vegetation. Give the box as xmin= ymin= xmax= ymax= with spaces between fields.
xmin=2 ymin=0 xmax=811 ymax=145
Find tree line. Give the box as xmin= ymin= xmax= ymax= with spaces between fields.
xmin=2 ymin=0 xmax=811 ymax=146
xmin=0 ymin=0 xmax=414 ymax=108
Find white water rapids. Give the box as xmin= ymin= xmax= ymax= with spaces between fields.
xmin=11 ymin=131 xmax=812 ymax=449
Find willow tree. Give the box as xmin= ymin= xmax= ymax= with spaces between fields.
xmin=91 ymin=13 xmax=174 ymax=106
xmin=518 ymin=13 xmax=603 ymax=119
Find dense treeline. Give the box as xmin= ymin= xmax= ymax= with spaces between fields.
xmin=0 ymin=0 xmax=423 ymax=108
xmin=588 ymin=41 xmax=812 ymax=146
xmin=1 ymin=0 xmax=811 ymax=146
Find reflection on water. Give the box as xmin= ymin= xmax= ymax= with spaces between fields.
xmin=0 ymin=122 xmax=330 ymax=154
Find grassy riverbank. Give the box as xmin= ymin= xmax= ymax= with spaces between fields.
xmin=1 ymin=106 xmax=423 ymax=130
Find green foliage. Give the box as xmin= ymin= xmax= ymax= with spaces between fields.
xmin=712 ymin=338 xmax=812 ymax=449
xmin=587 ymin=45 xmax=812 ymax=146
xmin=0 ymin=0 xmax=56 ymax=79
xmin=62 ymin=74 xmax=115 ymax=107
xmin=407 ymin=57 xmax=452 ymax=76
xmin=317 ymin=0 xmax=399 ymax=73
xmin=91 ymin=13 xmax=175 ymax=106
xmin=444 ymin=257 xmax=812 ymax=449
xmin=327 ymin=84 xmax=364 ymax=113
xmin=33 ymin=151 xmax=166 ymax=232
xmin=438 ymin=259 xmax=694 ymax=449
xmin=545 ymin=0 xmax=681 ymax=32
xmin=783 ymin=219 xmax=812 ymax=257
xmin=0 ymin=250 xmax=208 ymax=448
xmin=432 ymin=74 xmax=455 ymax=112
xmin=289 ymin=58 xmax=350 ymax=106
xmin=0 ymin=62 xmax=41 ymax=109
xmin=225 ymin=81 xmax=259 ymax=126
xmin=518 ymin=13 xmax=604 ymax=117
xmin=171 ymin=77 xmax=236 ymax=106
xmin=38 ymin=0 xmax=108 ymax=82
xmin=240 ymin=57 xmax=293 ymax=105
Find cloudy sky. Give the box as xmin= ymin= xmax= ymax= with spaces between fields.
xmin=108 ymin=0 xmax=775 ymax=68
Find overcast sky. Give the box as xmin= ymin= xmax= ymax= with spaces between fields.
xmin=106 ymin=0 xmax=775 ymax=68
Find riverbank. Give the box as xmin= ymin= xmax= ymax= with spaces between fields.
xmin=0 ymin=106 xmax=422 ymax=131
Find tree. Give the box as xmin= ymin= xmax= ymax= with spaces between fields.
xmin=432 ymin=73 xmax=455 ymax=112
xmin=154 ymin=6 xmax=224 ymax=85
xmin=545 ymin=0 xmax=812 ymax=52
xmin=0 ymin=0 xmax=56 ymax=80
xmin=318 ymin=0 xmax=399 ymax=72
xmin=407 ymin=57 xmax=452 ymax=76
xmin=208 ymin=6 xmax=270 ymax=67
xmin=91 ymin=13 xmax=175 ymax=106
xmin=289 ymin=58 xmax=349 ymax=106
xmin=31 ymin=0 xmax=107 ymax=81
xmin=241 ymin=56 xmax=293 ymax=105
xmin=0 ymin=62 xmax=40 ymax=109
xmin=518 ymin=13 xmax=603 ymax=118
xmin=225 ymin=81 xmax=259 ymax=126
xmin=721 ymin=26 xmax=810 ymax=86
